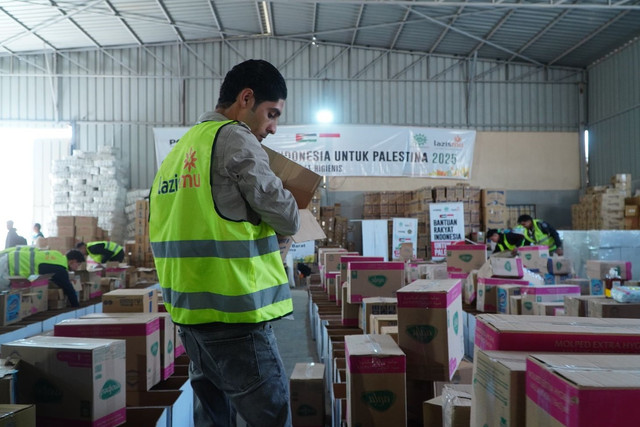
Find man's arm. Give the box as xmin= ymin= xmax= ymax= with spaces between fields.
xmin=224 ymin=127 xmax=300 ymax=236
xmin=539 ymin=221 xmax=562 ymax=248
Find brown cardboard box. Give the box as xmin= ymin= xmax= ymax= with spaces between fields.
xmin=497 ymin=285 xmax=521 ymax=314
xmin=56 ymin=216 xmax=75 ymax=227
xmin=563 ymin=295 xmax=606 ymax=317
xmin=510 ymin=295 xmax=522 ymax=315
xmin=471 ymin=350 xmax=527 ymax=427
xmin=263 ymin=145 xmax=322 ymax=210
xmin=433 ymin=358 xmax=473 ymax=397
xmin=534 ymin=301 xmax=565 ymax=316
xmin=278 ymin=210 xmax=326 ymax=261
xmin=0 ymin=360 xmax=17 ymax=404
xmin=102 ymin=288 xmax=159 ymax=313
xmin=481 ymin=189 xmax=507 ymax=206
xmin=526 ymin=354 xmax=640 ymax=427
xmin=45 ymin=236 xmax=76 ymax=253
xmin=1 ymin=336 xmax=125 ymax=426
xmin=380 ymin=326 xmax=398 ymax=342
xmin=482 ymin=205 xmax=507 ymax=229
xmin=423 ymin=396 xmax=444 ymax=427
xmin=474 ymin=314 xmax=640 ymax=354
xmin=586 ymin=260 xmax=632 ymax=280
xmin=82 ymin=312 xmax=175 ymax=381
xmin=563 ymin=278 xmax=591 ymax=295
xmin=446 ymin=244 xmax=487 ymax=274
xmin=517 ymin=246 xmax=549 ymax=272
xmin=360 ymin=297 xmax=397 ymax=333
xmin=341 ymin=283 xmax=360 ymax=327
xmin=371 ymin=314 xmax=397 ymax=334
xmin=0 ymin=404 xmax=35 ymax=427
xmin=442 ymin=384 xmax=472 ymax=427
xmin=397 ymin=279 xmax=464 ymax=381
xmin=520 ymin=285 xmax=581 ymax=315
xmin=54 ymin=317 xmax=161 ymax=391
xmin=347 ymin=261 xmax=405 ymax=303
xmin=588 ymin=298 xmax=640 ymax=318
xmin=345 ymin=334 xmax=406 ymax=427
xmin=290 ymin=362 xmax=325 ymax=427
xmin=75 ymin=216 xmax=98 ymax=227
xmin=56 ymin=225 xmax=75 ymax=237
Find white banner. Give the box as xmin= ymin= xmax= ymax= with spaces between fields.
xmin=153 ymin=124 xmax=475 ymax=178
xmin=429 ymin=203 xmax=466 ymax=260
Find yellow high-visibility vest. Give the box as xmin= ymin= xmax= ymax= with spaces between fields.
xmin=1 ymin=246 xmax=67 ymax=277
xmin=149 ymin=120 xmax=292 ymax=324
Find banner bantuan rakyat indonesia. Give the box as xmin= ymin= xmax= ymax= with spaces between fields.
xmin=153 ymin=124 xmax=476 ymax=179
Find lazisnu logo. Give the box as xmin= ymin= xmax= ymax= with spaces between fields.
xmin=361 ymin=390 xmax=396 ymax=412
xmin=157 ymin=147 xmax=201 ymax=194
xmin=368 ymin=275 xmax=387 ymax=287
xmin=406 ymin=325 xmax=438 ymax=343
xmin=100 ymin=379 xmax=122 ymax=400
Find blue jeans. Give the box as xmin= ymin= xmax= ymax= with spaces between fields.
xmin=178 ymin=322 xmax=292 ymax=427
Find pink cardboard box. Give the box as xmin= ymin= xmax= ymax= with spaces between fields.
xmin=475 ymin=314 xmax=640 ymax=354
xmin=347 ymin=261 xmax=405 ymax=303
xmin=526 ymin=354 xmax=640 ymax=427
xmin=520 ymin=285 xmax=581 ymax=315
xmin=446 ymin=244 xmax=487 ymax=273
xmin=397 ymin=279 xmax=464 ymax=381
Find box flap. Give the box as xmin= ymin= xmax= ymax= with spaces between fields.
xmin=264 ymin=145 xmax=322 ymax=209
xmin=292 ymin=209 xmax=326 ymax=243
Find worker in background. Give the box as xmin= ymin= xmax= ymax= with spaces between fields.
xmin=31 ymin=223 xmax=44 ymax=245
xmin=0 ymin=246 xmax=85 ymax=307
xmin=76 ymin=241 xmax=124 ymax=263
xmin=149 ymin=59 xmax=299 ymax=427
xmin=487 ymin=228 xmax=528 ymax=255
xmin=517 ymin=214 xmax=564 ymax=255
xmin=5 ymin=221 xmax=26 ymax=249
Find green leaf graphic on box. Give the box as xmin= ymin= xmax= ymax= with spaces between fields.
xmin=297 ymin=404 xmax=317 ymax=417
xmin=459 ymin=254 xmax=473 ymax=263
xmin=34 ymin=378 xmax=63 ymax=403
xmin=406 ymin=325 xmax=438 ymax=343
xmin=361 ymin=390 xmax=396 ymax=412
xmin=100 ymin=379 xmax=122 ymax=400
xmin=351 ymin=271 xmax=358 ymax=279
xmin=37 ymin=290 xmax=44 ymax=300
xmin=556 ymin=262 xmax=563 ymax=270
xmin=525 ymin=254 xmax=532 ymax=260
xmin=167 ymin=340 xmax=173 ymax=354
xmin=368 ymin=275 xmax=387 ymax=287
xmin=504 ymin=261 xmax=512 ymax=272
xmin=151 ymin=342 xmax=159 ymax=356
xmin=478 ymin=289 xmax=483 ymax=297
xmin=524 ymin=302 xmax=533 ymax=310
xmin=453 ymin=311 xmax=459 ymax=335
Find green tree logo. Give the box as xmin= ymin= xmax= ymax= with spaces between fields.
xmin=361 ymin=390 xmax=396 ymax=411
xmin=406 ymin=325 xmax=438 ymax=343
xmin=100 ymin=379 xmax=122 ymax=400
xmin=368 ymin=275 xmax=387 ymax=287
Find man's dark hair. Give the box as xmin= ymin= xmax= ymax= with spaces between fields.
xmin=34 ymin=223 xmax=41 ymax=230
xmin=216 ymin=59 xmax=287 ymax=109
xmin=75 ymin=241 xmax=86 ymax=250
xmin=66 ymin=249 xmax=85 ymax=263
xmin=517 ymin=214 xmax=533 ymax=223
xmin=486 ymin=229 xmax=499 ymax=238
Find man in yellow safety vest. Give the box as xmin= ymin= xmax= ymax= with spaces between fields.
xmin=149 ymin=59 xmax=299 ymax=427
xmin=517 ymin=214 xmax=564 ymax=255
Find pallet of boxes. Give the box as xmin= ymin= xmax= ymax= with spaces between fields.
xmin=133 ymin=200 xmax=154 ymax=268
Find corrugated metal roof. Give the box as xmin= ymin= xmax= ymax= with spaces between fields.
xmin=0 ymin=0 xmax=638 ymax=68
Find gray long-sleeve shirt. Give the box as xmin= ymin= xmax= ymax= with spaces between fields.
xmin=197 ymin=111 xmax=300 ymax=236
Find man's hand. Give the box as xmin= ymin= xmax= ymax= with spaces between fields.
xmin=555 ymin=248 xmax=564 ymax=256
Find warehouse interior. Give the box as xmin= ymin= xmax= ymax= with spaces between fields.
xmin=1 ymin=0 xmax=640 ymax=426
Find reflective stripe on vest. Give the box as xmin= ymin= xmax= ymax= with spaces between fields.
xmin=497 ymin=235 xmax=515 ymax=252
xmin=3 ymin=247 xmax=66 ymax=277
xmin=150 ymin=235 xmax=279 ymax=259
xmin=532 ymin=219 xmax=556 ymax=251
xmin=149 ymin=120 xmax=292 ymax=325
xmin=87 ymin=241 xmax=123 ymax=263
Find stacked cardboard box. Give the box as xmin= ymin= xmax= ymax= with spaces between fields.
xmin=125 ymin=189 xmax=150 ymax=240
xmin=505 ymin=204 xmax=535 ymax=228
xmin=133 ymin=200 xmax=154 ymax=268
xmin=572 ymin=174 xmax=631 ymax=229
xmin=624 ymin=195 xmax=640 ymax=230
xmin=482 ymin=189 xmax=507 ymax=230
xmin=48 ymin=215 xmax=108 ymax=252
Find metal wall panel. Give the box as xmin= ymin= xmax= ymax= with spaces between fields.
xmin=588 ymin=37 xmax=640 ymax=186
xmin=0 ymin=39 xmax=582 ymax=191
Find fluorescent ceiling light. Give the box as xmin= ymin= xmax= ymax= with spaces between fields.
xmin=316 ymin=110 xmax=334 ymax=123
xmin=261 ymin=2 xmax=271 ymax=35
